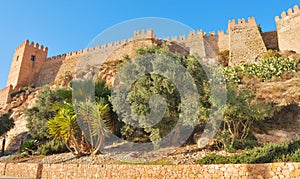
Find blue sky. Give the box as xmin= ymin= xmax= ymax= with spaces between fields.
xmin=0 ymin=0 xmax=299 ymax=89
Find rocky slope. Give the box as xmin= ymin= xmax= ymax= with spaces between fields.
xmin=0 ymin=87 xmax=40 ymax=152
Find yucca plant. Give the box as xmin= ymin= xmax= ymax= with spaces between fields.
xmin=47 ymin=104 xmax=82 ymax=157
xmin=76 ymin=99 xmax=111 ymax=155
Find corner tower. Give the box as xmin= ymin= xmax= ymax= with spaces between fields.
xmin=228 ymin=17 xmax=266 ymax=65
xmin=7 ymin=40 xmax=48 ymax=89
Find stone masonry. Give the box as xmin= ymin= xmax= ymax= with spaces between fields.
xmin=0 ymin=5 xmax=299 ymax=105
xmin=276 ymin=5 xmax=300 ymax=53
xmin=1 ymin=162 xmax=300 ymax=179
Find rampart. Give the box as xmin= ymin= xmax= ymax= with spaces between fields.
xmin=275 ymin=5 xmax=300 ymax=53
xmin=0 ymin=5 xmax=299 ymax=104
xmin=1 ymin=162 xmax=300 ymax=179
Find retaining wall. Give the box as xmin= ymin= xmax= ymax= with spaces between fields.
xmin=1 ymin=162 xmax=300 ymax=179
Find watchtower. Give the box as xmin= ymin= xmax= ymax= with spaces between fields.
xmin=7 ymin=40 xmax=48 ymax=89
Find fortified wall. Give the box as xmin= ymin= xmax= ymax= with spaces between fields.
xmin=276 ymin=5 xmax=300 ymax=53
xmin=0 ymin=5 xmax=299 ymax=105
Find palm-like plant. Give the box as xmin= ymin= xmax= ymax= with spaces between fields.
xmin=0 ymin=113 xmax=15 ymax=156
xmin=47 ymin=104 xmax=82 ymax=156
xmin=76 ymin=99 xmax=111 ymax=155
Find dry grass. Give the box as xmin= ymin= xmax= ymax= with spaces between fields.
xmin=258 ymin=72 xmax=300 ymax=106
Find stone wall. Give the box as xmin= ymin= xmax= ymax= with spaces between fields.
xmin=276 ymin=5 xmax=300 ymax=53
xmin=4 ymin=163 xmax=42 ymax=178
xmin=204 ymin=34 xmax=219 ymax=57
xmin=218 ymin=30 xmax=229 ymax=52
xmin=261 ymin=31 xmax=279 ymax=50
xmin=1 ymin=162 xmax=300 ymax=179
xmin=228 ymin=17 xmax=267 ymax=66
xmin=0 ymin=85 xmax=12 ymax=105
xmin=35 ymin=58 xmax=63 ymax=86
xmin=0 ymin=163 xmax=5 ymax=176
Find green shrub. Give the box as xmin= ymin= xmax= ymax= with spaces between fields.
xmin=224 ymin=56 xmax=300 ymax=83
xmin=261 ymin=49 xmax=281 ymax=59
xmin=19 ymin=140 xmax=39 ymax=155
xmin=196 ymin=137 xmax=300 ymax=164
xmin=38 ymin=140 xmax=67 ymax=156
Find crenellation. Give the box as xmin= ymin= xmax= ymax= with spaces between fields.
xmin=179 ymin=35 xmax=186 ymax=42
xmin=294 ymin=5 xmax=299 ymax=12
xmin=276 ymin=5 xmax=300 ymax=21
xmin=164 ymin=37 xmax=170 ymax=42
xmin=209 ymin=31 xmax=216 ymax=36
xmin=218 ymin=30 xmax=225 ymax=35
xmin=171 ymin=36 xmax=178 ymax=42
xmin=229 ymin=17 xmax=256 ymax=28
xmin=281 ymin=11 xmax=287 ymax=19
xmin=134 ymin=28 xmax=156 ymax=39
xmin=288 ymin=8 xmax=293 ymax=15
xmin=276 ymin=4 xmax=300 ymax=53
xmin=1 ymin=4 xmax=300 ymax=104
xmin=238 ymin=18 xmax=246 ymax=24
xmin=197 ymin=29 xmax=203 ymax=35
xmin=188 ymin=30 xmax=196 ymax=38
xmin=128 ymin=38 xmax=133 ymax=42
xmin=107 ymin=42 xmax=113 ymax=47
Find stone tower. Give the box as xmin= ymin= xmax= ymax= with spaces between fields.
xmin=228 ymin=17 xmax=266 ymax=65
xmin=7 ymin=40 xmax=48 ymax=89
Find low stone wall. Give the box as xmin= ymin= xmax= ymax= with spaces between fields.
xmin=1 ymin=162 xmax=300 ymax=178
xmin=4 ymin=163 xmax=42 ymax=178
xmin=0 ymin=163 xmax=5 ymax=175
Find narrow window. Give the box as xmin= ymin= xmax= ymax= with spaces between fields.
xmin=16 ymin=56 xmax=19 ymax=61
xmin=31 ymin=55 xmax=35 ymax=61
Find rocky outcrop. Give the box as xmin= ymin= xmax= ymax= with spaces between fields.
xmin=0 ymin=87 xmax=40 ymax=152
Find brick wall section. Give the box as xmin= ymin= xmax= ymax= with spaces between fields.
xmin=1 ymin=162 xmax=300 ymax=178
xmin=0 ymin=85 xmax=12 ymax=105
xmin=276 ymin=5 xmax=300 ymax=53
xmin=229 ymin=17 xmax=267 ymax=66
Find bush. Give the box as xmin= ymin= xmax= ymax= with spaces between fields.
xmin=261 ymin=49 xmax=281 ymax=59
xmin=224 ymin=56 xmax=300 ymax=83
xmin=218 ymin=50 xmax=230 ymax=67
xmin=196 ymin=137 xmax=300 ymax=164
xmin=19 ymin=140 xmax=39 ymax=155
xmin=215 ymin=83 xmax=277 ymax=151
xmin=38 ymin=140 xmax=67 ymax=156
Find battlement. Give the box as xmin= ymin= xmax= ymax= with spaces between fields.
xmin=229 ymin=17 xmax=256 ymax=28
xmin=275 ymin=5 xmax=300 ymax=21
xmin=217 ymin=30 xmax=229 ymax=36
xmin=134 ymin=28 xmax=156 ymax=39
xmin=16 ymin=40 xmax=48 ymax=52
xmin=168 ymin=30 xmax=205 ymax=43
